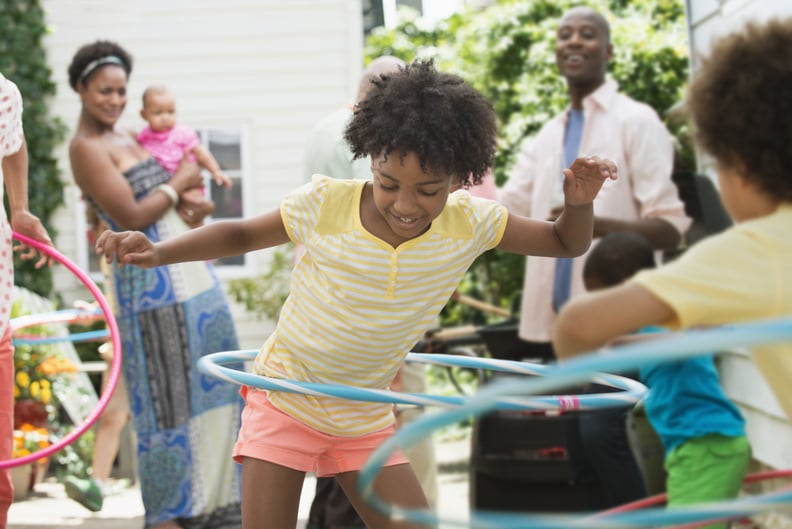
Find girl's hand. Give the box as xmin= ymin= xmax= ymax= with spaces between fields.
xmin=95 ymin=230 xmax=159 ymax=269
xmin=562 ymin=156 xmax=618 ymax=206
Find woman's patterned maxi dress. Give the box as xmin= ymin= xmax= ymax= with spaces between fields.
xmin=90 ymin=157 xmax=243 ymax=528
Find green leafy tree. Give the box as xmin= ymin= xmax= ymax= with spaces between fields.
xmin=365 ymin=0 xmax=689 ymax=325
xmin=1 ymin=0 xmax=67 ymax=297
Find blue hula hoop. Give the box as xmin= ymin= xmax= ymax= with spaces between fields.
xmin=13 ymin=328 xmax=110 ymax=346
xmin=197 ymin=350 xmax=647 ymax=411
xmin=356 ymin=317 xmax=792 ymax=529
xmin=11 ymin=306 xmax=107 ymax=344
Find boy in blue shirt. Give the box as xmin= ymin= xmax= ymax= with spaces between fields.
xmin=581 ymin=231 xmax=750 ymax=528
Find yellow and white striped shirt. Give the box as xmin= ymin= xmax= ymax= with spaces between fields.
xmin=254 ymin=175 xmax=508 ymax=435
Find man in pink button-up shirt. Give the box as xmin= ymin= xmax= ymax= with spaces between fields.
xmin=497 ymin=6 xmax=692 ymax=510
xmin=499 ymin=9 xmax=691 ymax=345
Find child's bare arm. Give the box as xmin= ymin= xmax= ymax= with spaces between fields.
xmin=96 ymin=209 xmax=289 ymax=268
xmin=193 ymin=144 xmax=232 ymax=188
xmin=552 ymin=282 xmax=675 ymax=358
xmin=498 ymin=156 xmax=617 ymax=257
xmin=4 ymin=141 xmax=53 ymax=267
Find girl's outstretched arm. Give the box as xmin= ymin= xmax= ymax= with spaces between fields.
xmin=96 ymin=209 xmax=289 ymax=268
xmin=498 ymin=155 xmax=617 ymax=257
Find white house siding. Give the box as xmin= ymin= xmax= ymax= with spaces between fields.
xmin=685 ymin=0 xmax=792 ymax=178
xmin=42 ymin=0 xmax=364 ymax=349
xmin=685 ymin=0 xmax=792 ymax=512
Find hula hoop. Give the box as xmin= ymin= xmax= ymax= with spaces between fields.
xmin=10 ymin=307 xmax=104 ymax=331
xmin=356 ymin=317 xmax=792 ymax=529
xmin=198 ymin=350 xmax=648 ymax=411
xmin=0 ymin=232 xmax=122 ymax=469
xmin=593 ymin=469 xmax=792 ymax=529
xmin=13 ymin=328 xmax=110 ymax=346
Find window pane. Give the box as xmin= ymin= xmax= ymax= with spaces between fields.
xmin=87 ymin=228 xmax=101 ymax=274
xmin=209 ymin=176 xmax=243 ymax=218
xmin=214 ymin=254 xmax=245 ymax=266
xmin=207 ymin=129 xmax=241 ymax=171
xmin=195 ymin=127 xmax=248 ymax=271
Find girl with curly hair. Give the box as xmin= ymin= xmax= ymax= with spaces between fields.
xmin=97 ymin=59 xmax=616 ymax=529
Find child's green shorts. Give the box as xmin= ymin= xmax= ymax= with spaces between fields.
xmin=665 ymin=434 xmax=751 ymax=529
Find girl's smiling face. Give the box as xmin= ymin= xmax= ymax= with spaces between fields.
xmin=369 ymin=150 xmax=459 ymax=246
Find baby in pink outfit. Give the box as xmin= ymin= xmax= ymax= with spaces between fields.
xmin=137 ymin=85 xmax=231 ymax=227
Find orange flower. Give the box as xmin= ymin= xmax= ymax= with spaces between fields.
xmin=36 ymin=356 xmax=78 ymax=376
xmin=12 ymin=423 xmax=50 ymax=459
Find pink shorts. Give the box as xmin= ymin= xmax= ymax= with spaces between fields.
xmin=233 ymin=386 xmax=408 ymax=477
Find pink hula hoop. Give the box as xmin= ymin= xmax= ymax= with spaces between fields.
xmin=593 ymin=469 xmax=792 ymax=529
xmin=0 ymin=232 xmax=122 ymax=469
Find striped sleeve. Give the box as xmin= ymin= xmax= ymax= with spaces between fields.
xmin=444 ymin=191 xmax=508 ymax=253
xmin=471 ymin=195 xmax=508 ymax=251
xmin=280 ymin=174 xmax=330 ymax=245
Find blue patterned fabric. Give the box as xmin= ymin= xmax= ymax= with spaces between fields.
xmin=90 ymin=158 xmax=242 ymax=528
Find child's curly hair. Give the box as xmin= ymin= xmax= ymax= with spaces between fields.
xmin=67 ymin=40 xmax=133 ymax=91
xmin=687 ymin=17 xmax=792 ymax=201
xmin=345 ymin=59 xmax=497 ymax=188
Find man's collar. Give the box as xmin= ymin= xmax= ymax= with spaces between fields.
xmin=563 ymin=77 xmax=619 ymax=118
xmin=586 ymin=77 xmax=619 ymax=110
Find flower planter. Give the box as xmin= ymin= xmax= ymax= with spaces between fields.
xmin=10 ymin=463 xmax=33 ymax=501
xmin=9 ymin=459 xmax=49 ymax=501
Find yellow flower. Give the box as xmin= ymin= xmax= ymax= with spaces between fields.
xmin=40 ymin=387 xmax=52 ymax=405
xmin=29 ymin=381 xmax=41 ymax=399
xmin=16 ymin=371 xmax=30 ymax=388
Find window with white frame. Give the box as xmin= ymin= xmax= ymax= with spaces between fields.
xmin=79 ymin=126 xmax=251 ymax=279
xmin=196 ymin=127 xmax=249 ymax=271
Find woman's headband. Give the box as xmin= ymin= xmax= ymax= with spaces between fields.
xmin=79 ymin=55 xmax=125 ymax=82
